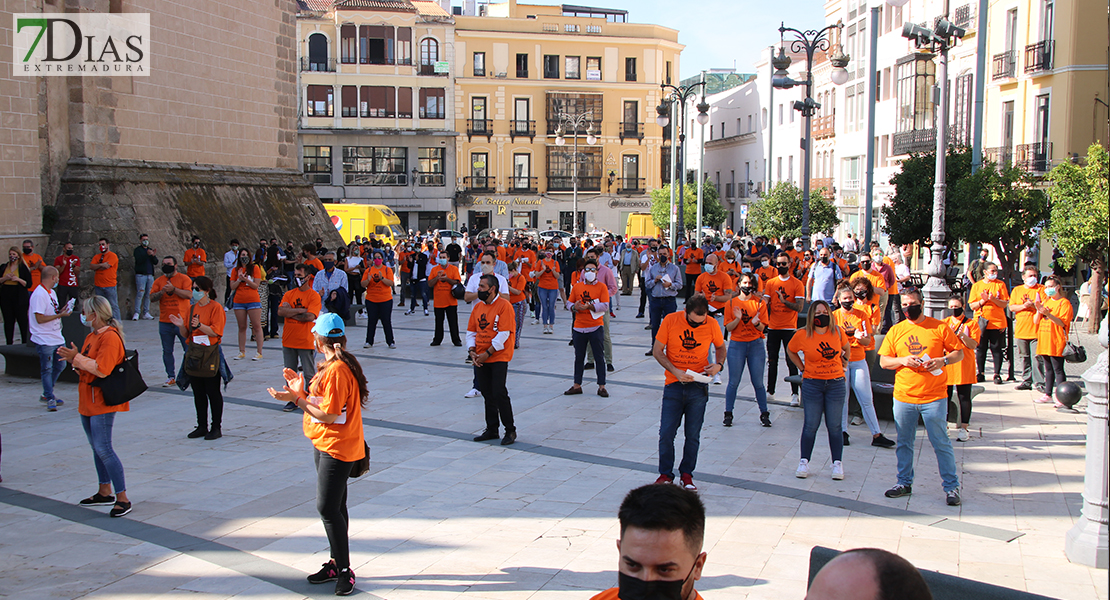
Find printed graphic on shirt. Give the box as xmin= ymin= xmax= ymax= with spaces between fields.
xmin=681 ymin=328 xmax=701 ymax=351
xmin=905 ymin=334 xmax=926 ymax=356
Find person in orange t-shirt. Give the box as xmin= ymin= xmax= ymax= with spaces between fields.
xmin=229 ymin=248 xmax=265 ymax=361
xmin=787 ymin=301 xmax=850 ymax=480
xmin=833 ymin=285 xmax=894 ymax=449
xmin=507 ymin=261 xmax=529 ymax=350
xmin=722 ymin=273 xmax=769 ymax=426
xmin=20 ymin=239 xmax=45 ymax=292
xmin=878 ymin=288 xmax=964 ymax=503
xmin=944 ymin=294 xmax=980 ymax=441
xmin=57 ymin=295 xmax=133 ymax=517
xmin=652 ymin=296 xmax=725 ymax=491
xmin=694 ymin=254 xmax=735 ymax=315
xmin=1034 ymin=275 xmax=1074 ymax=407
xmin=184 ymin=237 xmax=207 ymax=279
xmin=468 ymin=274 xmax=518 ymax=446
xmin=361 ymin=252 xmax=395 ymax=349
xmin=150 ymin=256 xmax=193 ymax=385
xmin=267 ymin=313 xmax=367 ymax=596
xmin=279 ymin=266 xmax=322 ymax=411
xmin=968 ymin=262 xmax=1010 ymax=383
xmin=169 ymin=276 xmax=228 ymax=440
xmin=531 ymin=247 xmax=562 ymax=333
xmin=564 ymin=258 xmax=611 ymax=397
xmin=763 ymin=255 xmax=806 ymax=404
xmin=1009 ymin=264 xmax=1045 ymax=390
xmin=681 ymin=243 xmax=704 ymax=303
xmin=396 ymin=241 xmax=412 ymax=307
xmin=428 ymin=251 xmax=463 ymax=346
xmin=90 ymin=238 xmax=121 ymax=321
xmin=850 ymin=277 xmax=883 ymax=331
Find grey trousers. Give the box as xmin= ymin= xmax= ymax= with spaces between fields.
xmin=1015 ymin=338 xmax=1044 ymax=385
xmin=283 ymin=347 xmax=317 ymax=384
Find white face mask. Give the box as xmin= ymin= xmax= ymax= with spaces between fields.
xmin=761 ymin=260 xmax=769 ymax=267
xmin=584 ymin=271 xmax=597 ymax=283
xmin=1025 ymin=276 xmax=1037 ymax=287
xmin=480 ymin=263 xmax=494 ymax=275
xmin=985 ymin=272 xmax=998 ymax=281
xmin=704 ymin=263 xmax=715 ymax=274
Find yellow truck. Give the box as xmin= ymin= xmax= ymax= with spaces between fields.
xmin=324 ymin=203 xmax=408 ymax=246
xmin=625 ymin=212 xmax=663 ymax=240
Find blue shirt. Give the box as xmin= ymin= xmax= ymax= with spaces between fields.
xmin=313 ymin=268 xmax=348 ymax=313
xmin=808 ymin=261 xmax=842 ymax=304
xmin=645 ymin=262 xmax=682 ymax=298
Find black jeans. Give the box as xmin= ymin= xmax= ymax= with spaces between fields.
xmin=433 ymin=305 xmax=461 ymax=344
xmin=573 ymin=328 xmax=605 ymax=385
xmin=947 ymin=384 xmax=972 ymax=425
xmin=766 ymin=328 xmax=800 ymax=396
xmin=476 ymin=361 xmax=514 ymax=434
xmin=1042 ymin=355 xmax=1065 ymax=395
xmin=265 ymin=293 xmax=282 ymax=337
xmin=364 ymin=300 xmax=394 ymax=346
xmin=313 ymin=448 xmax=353 ymax=570
xmin=976 ymin=328 xmax=1006 ymax=377
xmin=638 ymin=273 xmax=648 ymax=314
xmin=0 ymin=286 xmax=29 ymax=345
xmin=191 ymin=375 xmax=224 ymax=429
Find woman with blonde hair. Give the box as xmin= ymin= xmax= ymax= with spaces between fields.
xmin=57 ymin=296 xmax=133 ymax=517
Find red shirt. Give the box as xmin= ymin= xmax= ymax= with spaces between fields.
xmin=54 ymin=254 xmax=80 ymax=287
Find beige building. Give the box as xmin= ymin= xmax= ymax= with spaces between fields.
xmin=452 ymin=0 xmax=682 ymax=235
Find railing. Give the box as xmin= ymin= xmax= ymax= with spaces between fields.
xmin=842 ymin=178 xmax=860 ymax=190
xmin=810 ymin=177 xmax=834 ymax=191
xmin=467 ymin=119 xmax=493 ymax=140
xmin=547 ymin=176 xmax=601 ymax=191
xmin=301 ymin=57 xmax=336 ymax=72
xmin=509 ymin=120 xmax=536 ymax=140
xmin=463 ymin=176 xmax=496 ymax=191
xmin=618 ymin=177 xmax=645 ymax=194
xmin=304 ymin=172 xmax=332 ymax=185
xmin=418 ymin=63 xmax=448 ymax=76
xmin=516 ymin=68 xmax=528 ymax=78
xmin=892 ymin=128 xmax=937 ymax=155
xmin=416 ymin=173 xmax=446 ymax=186
xmin=813 ymin=114 xmax=836 ymax=140
xmin=1024 ymin=40 xmax=1054 ymax=74
xmin=344 ymin=173 xmax=407 ymax=186
xmin=724 ymin=183 xmax=733 ymax=198
xmin=983 ymin=146 xmax=1013 ymax=168
xmin=473 ymin=67 xmax=485 ymax=77
xmin=546 ymin=119 xmax=603 ymax=135
xmin=992 ymin=51 xmax=1016 ymax=80
xmin=1015 ymin=142 xmax=1052 ymax=173
xmin=619 ymin=122 xmax=644 ymax=142
xmin=508 ymin=176 xmax=538 ymax=192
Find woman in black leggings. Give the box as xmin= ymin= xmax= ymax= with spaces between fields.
xmin=169 ymin=276 xmax=227 ymax=440
xmin=1034 ymin=275 xmax=1074 ymax=408
xmin=268 ymin=313 xmax=367 ymax=597
xmin=0 ymin=248 xmax=31 ymax=345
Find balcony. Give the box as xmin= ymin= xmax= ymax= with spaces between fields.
xmin=301 ymin=57 xmax=336 ymax=72
xmin=547 ymin=176 xmax=601 ymax=191
xmin=813 ymin=114 xmax=836 ymax=140
xmin=1016 ymin=142 xmax=1052 ymax=173
xmin=892 ymin=128 xmax=937 ymax=155
xmin=983 ymin=146 xmax=1014 ymax=168
xmin=617 ymin=177 xmax=645 ymax=194
xmin=509 ymin=120 xmax=536 ymax=141
xmin=619 ymin=122 xmax=644 ymax=143
xmin=810 ymin=177 xmax=834 ymax=191
xmin=1024 ymin=41 xmax=1054 ymax=74
xmin=467 ymin=119 xmax=493 ymax=141
xmin=508 ymin=176 xmax=538 ymax=192
xmin=992 ymin=51 xmax=1016 ymax=80
xmin=953 ymin=4 xmax=974 ymax=29
xmin=418 ymin=63 xmax=448 ymax=77
xmin=546 ymin=119 xmax=602 ymax=136
xmin=416 ymin=173 xmax=446 ymax=186
xmin=463 ymin=176 xmax=496 ymax=192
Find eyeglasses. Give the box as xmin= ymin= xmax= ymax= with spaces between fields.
xmin=776 ymin=262 xmax=789 ymax=267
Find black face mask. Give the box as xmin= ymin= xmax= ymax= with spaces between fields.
xmin=686 ymin=317 xmax=703 ymax=328
xmin=860 ymin=261 xmax=872 ymax=270
xmin=649 ymin=247 xmax=659 ymax=253
xmin=617 ymin=564 xmax=695 ymax=600
xmin=906 ymin=303 xmax=923 ymax=320
xmin=739 ymin=286 xmax=753 ymax=295
xmin=950 ymin=307 xmax=964 ymax=318
xmin=854 ymin=290 xmax=868 ymax=300
xmin=813 ymin=314 xmax=831 ymax=328
xmin=22 ymin=248 xmax=32 ymax=255
xmin=839 ymin=301 xmax=854 ymax=311
xmin=65 ymin=249 xmax=73 ymax=256
xmin=820 ymin=256 xmax=830 ymax=264
xmin=659 ymin=255 xmax=669 ymax=263
xmin=776 ymin=265 xmax=789 ymax=275
xmin=477 ymin=289 xmax=491 ymax=302
xmin=161 ymin=264 xmax=176 ymax=275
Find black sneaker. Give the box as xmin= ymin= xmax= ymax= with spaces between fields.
xmin=79 ymin=493 xmax=115 ymax=506
xmin=283 ymin=401 xmax=298 ymax=412
xmin=109 ymin=501 xmax=132 ymax=517
xmin=501 ymin=430 xmax=517 ymax=446
xmin=976 ymin=373 xmax=985 ymax=383
xmin=723 ymin=411 xmax=733 ymax=427
xmin=335 ymin=568 xmax=355 ymax=596
xmin=1034 ymin=383 xmax=1046 ymax=393
xmin=473 ymin=430 xmax=499 ymax=442
xmin=871 ymin=434 xmax=896 ymax=448
xmin=760 ymin=412 xmax=772 ymax=427
xmin=993 ymin=375 xmax=1004 ymax=385
xmin=946 ymin=488 xmax=962 ymax=506
xmin=204 ymin=428 xmax=222 ymax=440
xmin=308 ymin=560 xmax=339 ymax=584
xmin=843 ymin=431 xmax=851 ymax=446
xmin=644 ymin=350 xmax=653 ymax=356
xmin=584 ymin=363 xmax=595 ymax=370
xmin=1015 ymin=382 xmax=1032 ymax=391
xmin=607 ymin=364 xmax=614 ymax=372
xmin=885 ymin=484 xmax=912 ymax=498
xmin=187 ymin=427 xmax=208 ymax=439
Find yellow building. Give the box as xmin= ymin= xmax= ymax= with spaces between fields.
xmin=453 ymin=0 xmax=682 ymax=234
xmin=982 ymin=0 xmax=1109 ymax=173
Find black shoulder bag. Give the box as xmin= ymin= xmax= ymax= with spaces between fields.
xmin=90 ymin=330 xmax=148 ymax=406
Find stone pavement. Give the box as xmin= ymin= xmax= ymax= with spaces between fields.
xmin=0 ymin=299 xmax=1106 ymax=600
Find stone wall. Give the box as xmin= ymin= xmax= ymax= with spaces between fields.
xmin=0 ymin=0 xmax=43 ymax=245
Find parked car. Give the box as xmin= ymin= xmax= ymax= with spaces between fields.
xmin=438 ymin=229 xmax=465 ymax=247
xmin=538 ymin=230 xmax=573 ymax=248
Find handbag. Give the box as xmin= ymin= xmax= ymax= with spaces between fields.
xmin=349 ymin=441 xmax=370 ymax=478
xmin=1063 ymin=327 xmax=1087 ymax=364
xmin=451 ymin=282 xmax=466 ymax=299
xmin=183 ymin=306 xmax=221 ymax=377
xmin=90 ymin=331 xmax=147 ymax=406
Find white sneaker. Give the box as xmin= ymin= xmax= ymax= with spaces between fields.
xmin=790 ymin=394 xmax=800 ymax=407
xmin=464 ymin=388 xmax=481 ymax=398
xmin=795 ymin=458 xmax=810 ymax=479
xmin=850 ymin=416 xmax=865 ymax=426
xmin=141 ymin=313 xmax=155 ymax=320
xmin=712 ymin=373 xmax=722 ymax=385
xmin=233 ymin=352 xmax=245 ymax=360
xmin=956 ymin=428 xmax=970 ymax=442
xmin=766 ymin=393 xmax=776 ymax=402
xmin=532 ymin=318 xmax=540 ymax=325
xmin=831 ymin=460 xmax=844 ymax=480
xmin=131 ymin=313 xmax=139 ymax=321
xmin=252 ymin=352 xmax=263 ymax=361
xmin=424 ymin=308 xmax=429 ymax=316
xmin=388 ymin=343 xmax=396 ymax=349
xmin=363 ymin=343 xmax=371 ymax=348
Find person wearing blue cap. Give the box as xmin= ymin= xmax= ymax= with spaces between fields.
xmin=267 ymin=311 xmax=368 ymax=596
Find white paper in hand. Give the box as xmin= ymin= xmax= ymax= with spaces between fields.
xmin=685 ymin=369 xmax=712 ymax=384
xmin=661 ymin=274 xmax=673 ymax=286
xmin=64 ymin=298 xmax=76 ymax=313
xmin=854 ymin=328 xmax=866 ymax=340
xmin=919 ymin=354 xmax=944 ymax=376
xmin=590 ymin=308 xmax=606 ymax=320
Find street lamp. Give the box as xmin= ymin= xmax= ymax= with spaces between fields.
xmin=554 ymin=113 xmax=597 ymax=236
xmin=656 ymin=80 xmax=709 ymax=245
xmin=771 ymin=20 xmax=849 ymax=251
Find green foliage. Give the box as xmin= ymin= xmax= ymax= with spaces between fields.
xmin=649 ymin=181 xmax=728 ymax=234
xmin=746 ymin=181 xmax=839 ymax=241
xmin=881 ymin=149 xmax=975 ymax=246
xmin=1045 ymin=144 xmax=1109 ymax=271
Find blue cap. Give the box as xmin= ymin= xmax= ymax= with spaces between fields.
xmin=311 ymin=313 xmax=346 ymax=338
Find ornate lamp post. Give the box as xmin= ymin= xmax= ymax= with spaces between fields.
xmin=770 ymin=21 xmax=850 ymax=251
xmin=555 ymin=112 xmax=597 ymax=236
xmin=656 ymin=81 xmax=709 ymax=244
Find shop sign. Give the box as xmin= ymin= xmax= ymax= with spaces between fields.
xmin=608 ymin=198 xmax=651 ymax=209
xmin=468 ymin=197 xmax=544 ymax=207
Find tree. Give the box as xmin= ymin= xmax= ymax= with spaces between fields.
xmin=881 ymin=149 xmax=975 ymax=246
xmin=1046 ymin=143 xmax=1109 ymax=333
xmin=649 ymin=181 xmax=728 ymax=237
xmin=746 ymin=181 xmax=839 ymax=241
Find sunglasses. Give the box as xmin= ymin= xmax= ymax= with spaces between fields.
xmin=192 ymin=287 xmax=202 ymax=292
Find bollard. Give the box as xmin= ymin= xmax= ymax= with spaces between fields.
xmin=1065 ymin=315 xmax=1109 ymax=568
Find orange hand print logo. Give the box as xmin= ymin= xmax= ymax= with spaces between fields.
xmin=478 ymin=314 xmax=490 ymax=330
xmin=818 ymin=341 xmax=839 ymax=360
xmin=904 ymin=334 xmax=926 ymax=356
xmin=681 ymin=329 xmax=702 ymax=351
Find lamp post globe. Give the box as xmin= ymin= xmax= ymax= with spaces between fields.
xmin=829 ymin=67 xmax=850 ymax=85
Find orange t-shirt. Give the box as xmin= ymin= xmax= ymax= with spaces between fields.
xmin=22 ymin=252 xmax=43 ymax=291
xmin=724 ymin=296 xmax=767 ymax=342
xmin=835 ymin=305 xmax=875 ymax=362
xmin=305 ymin=257 xmax=325 ymax=274
xmin=944 ymin=315 xmax=981 ymax=385
xmin=497 ymin=246 xmax=509 ymax=263
xmin=77 ymin=326 xmax=128 ymax=416
xmin=850 ymin=269 xmax=886 ymax=296
xmin=719 ymin=260 xmax=742 ymax=284
xmin=879 ymin=316 xmax=961 ymax=404
xmin=1036 ymin=296 xmax=1074 ymax=356
xmin=656 ymin=310 xmax=725 ymax=385
xmin=91 ymin=251 xmax=118 ymax=287
xmin=184 ymin=248 xmax=207 ymax=278
xmin=1009 ymin=283 xmax=1045 ymax=339
xmin=190 ymin=299 xmax=227 ymax=346
xmin=568 ymin=280 xmax=610 ymax=329
xmin=590 ymin=589 xmax=704 ymax=600
xmin=230 ymin=264 xmax=264 ymax=304
xmin=151 ymin=273 xmax=193 ymax=323
xmin=763 ymin=276 xmax=805 ymax=330
xmin=361 ymin=265 xmax=394 ymax=304
xmin=398 ymin=250 xmax=412 ymax=274
xmin=533 ymin=258 xmax=561 ymax=290
xmin=970 ymin=279 xmax=1011 ymax=330
xmin=280 ymin=287 xmax=322 ymax=350
xmin=304 ymin=360 xmax=365 ymax=463
xmin=756 ymin=265 xmax=777 ymax=283
xmin=468 ymin=297 xmax=516 ymax=362
xmin=789 ymin=327 xmax=849 ymax=379
xmin=695 ymin=271 xmax=735 ymax=311
xmin=508 ymin=273 xmax=528 ymax=304
xmin=683 ymin=247 xmax=704 ymax=275
xmin=428 ymin=264 xmax=461 ymax=308
xmin=519 ymin=250 xmax=538 ymax=270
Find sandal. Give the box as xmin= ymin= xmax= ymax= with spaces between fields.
xmin=79 ymin=493 xmax=115 ymax=506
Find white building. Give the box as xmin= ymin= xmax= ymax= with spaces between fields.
xmin=698 ymin=80 xmax=767 ymax=234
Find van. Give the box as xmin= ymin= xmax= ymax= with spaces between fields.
xmin=324 ymin=204 xmax=408 ymax=246
xmin=626 ymin=213 xmax=662 ymax=240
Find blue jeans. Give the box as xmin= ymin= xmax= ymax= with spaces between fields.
xmin=843 ymin=359 xmax=882 ymax=436
xmin=893 ymin=397 xmax=960 ymax=491
xmin=37 ymin=343 xmax=65 ymax=401
xmin=725 ymin=339 xmax=768 ymax=412
xmin=94 ymin=286 xmax=121 ymax=322
xmin=409 ymin=280 xmax=429 ymax=311
xmin=648 ymin=296 xmax=677 ymax=345
xmin=800 ymin=377 xmax=846 ymax=462
xmin=658 ymin=382 xmax=708 ymax=477
xmin=537 ymin=287 xmax=558 ymax=325
xmin=80 ymin=413 xmax=126 ymax=493
xmin=159 ymin=321 xmax=187 ymax=379
xmin=134 ymin=274 xmax=154 ymax=315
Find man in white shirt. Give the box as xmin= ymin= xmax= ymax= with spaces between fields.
xmin=30 ymin=267 xmax=71 ymax=411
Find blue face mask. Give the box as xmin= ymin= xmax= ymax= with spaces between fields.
xmin=79 ymin=314 xmax=88 ymax=326
xmin=193 ymin=290 xmax=204 ymax=302
xmin=1045 ymin=287 xmax=1057 ymax=297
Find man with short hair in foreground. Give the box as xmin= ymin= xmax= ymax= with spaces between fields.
xmin=806 ymin=548 xmax=933 ymax=600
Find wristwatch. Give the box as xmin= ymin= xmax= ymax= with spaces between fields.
xmin=942 ymin=356 xmax=948 ymax=366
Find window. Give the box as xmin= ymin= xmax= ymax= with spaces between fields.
xmin=471 ymin=97 xmax=488 ymax=132
xmin=303 ymin=146 xmax=331 ymax=184
xmin=559 ymin=211 xmax=586 ymax=233
xmin=359 ymin=25 xmax=394 ymax=64
xmin=622 ymin=100 xmax=639 ymax=136
xmin=513 ymin=97 xmax=531 ymax=134
xmin=307 ymin=33 xmax=329 ymax=71
xmin=776 ymin=156 xmax=782 ymax=181
xmin=544 ymin=55 xmax=560 ymax=79
xmin=845 ymin=87 xmax=856 ymax=132
xmin=621 ymin=154 xmax=640 ymax=190
xmin=1034 ymin=94 xmax=1050 ymax=145
xmin=624 ymin=57 xmax=636 ymax=81
xmin=511 ymin=153 xmax=532 ymax=189
xmin=586 ymin=56 xmax=601 ymax=80
xmin=856 ymin=83 xmax=865 ymax=130
xmin=343 ymin=147 xmax=407 ymax=185
xmin=398 ymin=87 xmax=413 ymax=118
xmin=306 ymin=85 xmax=333 ymax=117
xmin=473 ymin=51 xmax=485 ymax=76
xmin=546 ymin=92 xmax=603 ymax=133
xmin=418 ymin=88 xmax=445 ymax=119
xmin=420 ymin=38 xmax=439 ymax=65
xmin=417 ymin=147 xmax=445 ymax=186
xmin=547 ymin=146 xmax=601 ymax=190
xmin=340 ymin=24 xmax=356 ymax=64
xmin=470 ymin=152 xmax=490 ymax=189
xmin=516 ymin=53 xmax=529 ymax=78
xmin=565 ymin=56 xmax=581 ymax=79
xmin=788 ymin=155 xmax=794 ymax=182
xmin=842 ymin=156 xmax=861 ymax=188
xmin=896 ymin=54 xmax=935 ymax=132
xmin=952 ymin=73 xmax=973 ymax=146
xmin=360 ymin=86 xmax=395 ymax=118
xmin=709 ymin=125 xmax=713 ymax=140
xmin=341 ymin=86 xmax=358 ymax=118
xmin=397 ymin=28 xmax=412 ymax=65
xmin=665 ymin=60 xmax=671 ymax=84
xmin=511 ymin=211 xmax=535 ymax=229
